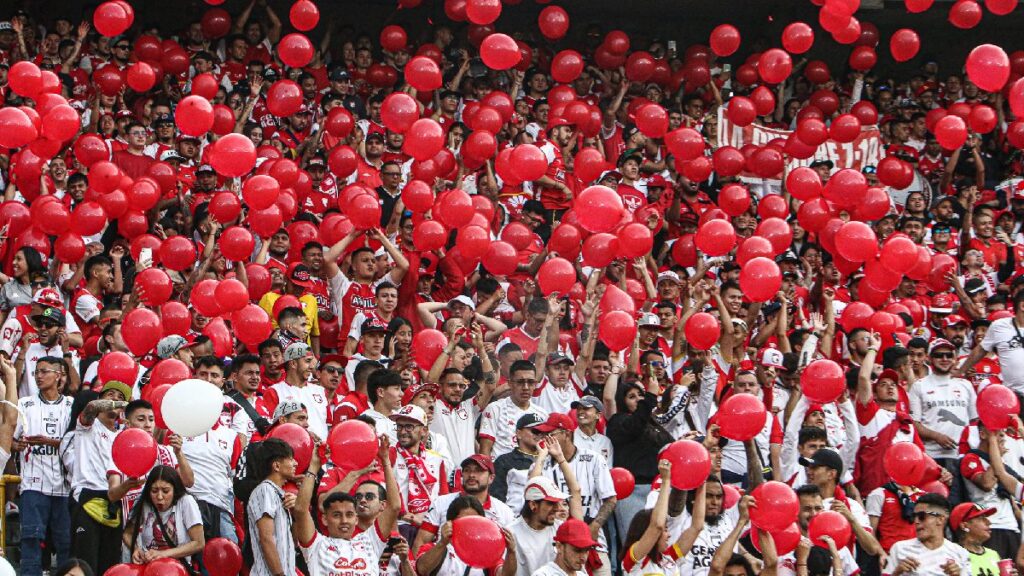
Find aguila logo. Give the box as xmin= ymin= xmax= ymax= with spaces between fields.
xmin=334 ymin=557 xmax=368 ymax=570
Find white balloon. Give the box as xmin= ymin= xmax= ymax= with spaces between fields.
xmin=0 ymin=557 xmax=14 ymax=576
xmin=162 ymin=378 xmax=223 ymax=437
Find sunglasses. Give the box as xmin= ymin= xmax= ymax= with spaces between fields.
xmin=914 ymin=511 xmax=945 ymax=522
xmin=930 ymin=352 xmax=955 ymax=359
xmin=353 ymin=492 xmax=378 ymax=501
xmin=321 ymin=366 xmax=343 ymax=375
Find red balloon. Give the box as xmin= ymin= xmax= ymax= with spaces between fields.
xmin=755 ymin=217 xmax=793 ymax=255
xmin=452 ymin=516 xmax=504 ymax=568
xmin=890 ymin=29 xmax=920 ymax=62
xmin=977 ymin=384 xmax=1020 ymax=430
xmin=684 ymin=312 xmax=720 ymax=351
xmin=328 ymin=420 xmax=378 ymax=471
xmin=801 ymin=359 xmax=846 ymax=403
xmin=267 ymin=80 xmax=303 ymax=117
xmin=136 ymin=268 xmax=173 ymax=306
xmin=665 ymin=127 xmax=705 ymax=160
xmin=727 ymin=97 xmax=757 ymax=127
xmin=988 ymin=0 xmax=1018 ymax=14
xmin=112 ymin=428 xmax=158 ymax=478
xmin=143 ymin=558 xmax=188 ymax=576
xmin=880 ymin=236 xmax=918 ymax=273
xmin=752 ymin=524 xmax=801 ymax=556
xmin=211 ymin=133 xmax=256 ymax=178
xmin=538 ymin=6 xmax=569 ymax=40
xmin=783 ymin=22 xmax=815 ymax=54
xmin=695 ymin=219 xmax=736 ymax=256
xmin=660 ymin=440 xmax=711 ymax=490
xmin=599 ymin=310 xmax=637 ymax=352
xmin=405 ymin=56 xmax=442 ymax=92
xmin=883 ymin=442 xmax=926 ymax=486
xmin=411 ymin=329 xmax=448 ymax=370
xmin=32 ymin=200 xmax=71 ymax=236
xmin=204 ymin=538 xmax=243 ymax=576
xmin=380 ymin=25 xmax=408 ymax=52
xmin=786 ymin=167 xmax=823 ymax=201
xmin=412 ymin=220 xmax=446 ymax=251
xmin=758 ymin=49 xmax=793 ymax=84
xmin=610 ymin=468 xmax=635 ymax=500
xmin=122 ymin=308 xmax=163 ymax=357
xmin=617 ymin=223 xmax=654 ymax=259
xmin=213 ymin=279 xmax=248 ymax=313
xmin=482 ymin=241 xmax=518 ymax=276
xmin=710 ymin=25 xmax=741 ymax=57
xmin=269 ymin=423 xmax=313 ymax=473
xmin=158 ymin=236 xmax=196 ymax=272
xmin=740 ymin=257 xmax=782 ymax=302
xmin=290 ymin=0 xmax=319 ymax=30
xmin=809 ymin=511 xmax=852 ymax=548
xmin=636 ymin=104 xmax=669 ymax=137
xmin=94 ymin=1 xmax=133 ymax=37
xmin=967 ymin=44 xmax=1011 ymax=92
xmin=9 ymin=61 xmax=43 ymax=97
xmin=949 ymin=0 xmax=983 ymax=29
xmin=53 ymin=233 xmax=85 ymax=263
xmin=466 ymin=0 xmax=501 ymax=25
xmin=849 ymin=46 xmax=877 ymax=71
xmin=220 ymin=226 xmax=255 ymax=261
xmin=159 ymin=302 xmax=191 ymax=337
xmin=840 ymin=302 xmax=874 ymax=333
xmin=191 ymin=279 xmax=221 ymax=318
xmin=0 ymin=108 xmax=38 ymax=148
xmin=403 ymin=119 xmax=445 ymax=161
xmin=750 ymin=481 xmax=800 ymax=532
xmin=906 ymin=0 xmax=934 ymax=12
xmin=717 ymin=393 xmax=766 ymax=441
xmin=480 ymin=34 xmax=520 ymax=70
xmin=575 ymin=186 xmax=625 ymax=233
xmin=835 ymin=221 xmax=878 ymax=262
xmin=200 ymin=8 xmax=231 ymax=39
xmin=175 ymin=95 xmax=214 ymax=137
xmin=98 ymin=351 xmax=139 ymax=387
xmin=625 ymin=51 xmax=655 ymax=82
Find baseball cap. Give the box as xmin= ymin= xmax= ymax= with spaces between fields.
xmin=877 ymin=368 xmax=900 ymax=383
xmin=928 ymin=338 xmax=957 ymax=355
xmin=283 ymin=342 xmax=312 ymax=362
xmin=516 ymin=413 xmax=545 ymax=430
xmin=0 ymin=22 xmax=13 ymax=32
xmin=776 ymin=250 xmax=800 ymax=263
xmin=617 ymin=150 xmax=643 ymax=167
xmin=272 ymin=401 xmax=305 ymax=420
xmin=597 ymin=169 xmax=622 ymax=183
xmin=524 ymin=476 xmax=569 ymax=502
xmin=963 ymin=278 xmax=987 ymax=295
xmin=365 ymin=132 xmax=385 ymax=143
xmin=571 ymin=395 xmax=605 ymax=413
xmin=534 ymin=413 xmax=574 ymax=434
xmin=647 ymin=174 xmax=669 ymax=189
xmin=287 ymin=262 xmax=316 ymax=288
xmin=157 ymin=335 xmax=195 ymax=359
xmin=943 ymin=315 xmax=968 ymax=328
xmin=1014 ymin=180 xmax=1024 ymax=201
xmin=949 ymin=503 xmax=996 ymax=532
xmin=196 ymin=164 xmax=215 ymax=174
xmin=329 ymin=68 xmax=351 ymax=82
xmin=547 ymin=116 xmax=574 ymax=131
xmin=554 ymin=518 xmax=599 ymax=549
xmin=798 ymin=448 xmax=844 ymax=475
xmin=361 ymin=317 xmax=389 ymax=335
xmin=638 ymin=312 xmax=661 ymax=327
xmin=461 ymin=454 xmax=495 ymax=474
xmin=448 ymin=295 xmax=476 ymax=312
xmin=546 ymin=352 xmax=575 ymax=366
xmin=33 ymin=306 xmax=66 ymax=327
xmin=402 ymin=382 xmax=439 ymax=406
xmin=389 ymin=404 xmax=427 ymax=426
xmin=930 ymin=293 xmax=956 ymax=313
xmin=809 ymin=159 xmax=834 ymax=169
xmin=154 ymin=114 xmax=174 ymax=126
xmin=758 ymin=346 xmax=786 ymax=370
xmin=657 ymin=271 xmax=681 ymax=285
xmin=159 ymin=150 xmax=185 ymax=162
xmin=307 ymin=156 xmax=327 ymax=169
xmin=101 ymin=380 xmax=132 ymax=401
xmin=33 ymin=287 xmax=63 ymax=308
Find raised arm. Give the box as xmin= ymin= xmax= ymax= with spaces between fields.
xmin=628 ymin=460 xmax=673 ymax=561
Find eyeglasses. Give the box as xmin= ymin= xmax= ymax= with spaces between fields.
xmin=931 ymin=352 xmax=955 ymax=359
xmin=914 ymin=511 xmax=945 ymax=522
xmin=321 ymin=366 xmax=343 ymax=375
xmin=353 ymin=492 xmax=378 ymax=501
xmin=34 ymin=368 xmax=61 ymax=376
xmin=649 ymin=361 xmax=666 ymax=368
xmin=395 ymin=422 xmax=420 ymax=431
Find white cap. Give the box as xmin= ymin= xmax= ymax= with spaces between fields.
xmin=524 ymin=476 xmax=570 ymax=502
xmin=389 ymin=404 xmax=427 ymax=426
xmin=657 ymin=271 xmax=681 ymax=285
xmin=638 ymin=312 xmax=661 ymax=327
xmin=448 ymin=294 xmax=476 ymax=312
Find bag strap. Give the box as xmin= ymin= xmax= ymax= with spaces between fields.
xmin=227 ymin=390 xmax=272 ymax=436
xmin=152 ymin=507 xmax=200 ymax=576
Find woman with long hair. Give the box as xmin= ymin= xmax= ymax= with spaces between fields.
xmin=0 ymin=246 xmax=47 ymax=314
xmin=123 ymin=466 xmax=204 ymax=567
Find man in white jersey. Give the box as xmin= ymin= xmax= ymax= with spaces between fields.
xmin=293 ymin=434 xmax=401 ymax=576
xmin=265 ymin=342 xmax=330 ymax=440
xmin=910 ymin=339 xmax=977 ymax=480
xmin=571 ymin=396 xmax=612 ymax=463
xmin=532 ymin=518 xmax=598 ymax=576
xmin=480 ymin=360 xmax=548 ymax=458
xmin=431 ymin=358 xmax=496 ymax=464
xmin=414 ymin=454 xmax=516 ymax=553
xmin=15 ymin=354 xmax=74 ymax=576
xmin=69 ymin=380 xmax=131 ymax=576
xmin=883 ymin=494 xmax=970 ymax=576
xmin=180 ymin=406 xmax=245 ymax=543
xmin=509 ymin=451 xmax=585 ymax=576
xmin=15 ymin=306 xmax=80 ymax=397
xmin=674 ymin=477 xmax=737 ymax=576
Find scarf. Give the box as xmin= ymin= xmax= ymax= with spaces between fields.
xmin=397 ymin=445 xmax=437 ymax=514
xmin=882 ymin=482 xmax=917 ymax=523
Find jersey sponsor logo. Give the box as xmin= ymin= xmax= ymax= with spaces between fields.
xmin=333 ymin=557 xmax=368 ymax=571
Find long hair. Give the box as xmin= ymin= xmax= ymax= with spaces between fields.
xmin=17 ymin=246 xmax=46 ymax=282
xmin=129 ymin=465 xmax=188 ymax=527
xmin=620 ymin=508 xmax=662 ymax=566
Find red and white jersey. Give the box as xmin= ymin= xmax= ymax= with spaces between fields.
xmin=536 ymin=141 xmax=571 ymax=211
xmin=855 ymin=401 xmax=918 ymax=444
xmin=299 ymin=527 xmax=387 ymax=576
xmin=429 ymin=397 xmax=479 ymax=465
xmin=180 ymin=424 xmax=243 ymax=511
xmin=389 ymin=444 xmax=448 ymax=515
xmin=495 ymin=326 xmax=543 ymax=360
xmin=70 ymin=287 xmax=103 ymax=342
xmin=0 ymin=305 xmax=81 ymax=361
xmin=329 ymin=270 xmax=401 ymax=341
xmin=110 ymin=443 xmax=178 ymax=517
xmin=479 ymin=398 xmax=548 ymax=459
xmin=622 ymin=542 xmax=683 ymax=576
xmin=220 ymin=394 xmax=271 ymax=441
xmin=265 ymin=381 xmax=330 ymax=441
xmin=616 ymin=182 xmax=648 ymax=214
xmin=16 ymin=394 xmax=74 ymax=496
xmin=533 ymin=373 xmax=586 ymax=415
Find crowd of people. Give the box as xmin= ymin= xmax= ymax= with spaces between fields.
xmin=1 ymin=1 xmax=1024 ymax=576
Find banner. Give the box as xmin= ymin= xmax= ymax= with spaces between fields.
xmin=716 ymin=107 xmax=883 ymax=187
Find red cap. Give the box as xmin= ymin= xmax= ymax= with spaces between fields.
xmin=402 ymin=382 xmax=439 ymax=405
xmin=877 ymin=369 xmax=900 ymax=383
xmin=273 ymin=294 xmax=303 ymax=319
xmin=461 ymin=454 xmax=495 ymax=474
xmin=943 ymin=314 xmax=968 ymax=328
xmin=547 ymin=116 xmax=575 ymax=131
xmin=554 ymin=518 xmax=598 ymax=549
xmin=949 ymin=503 xmax=995 ymax=532
xmin=647 ymin=174 xmax=670 ymax=189
xmin=534 ymin=413 xmax=575 ymax=433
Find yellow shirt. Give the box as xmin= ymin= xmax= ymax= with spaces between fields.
xmin=259 ymin=292 xmax=321 ymax=337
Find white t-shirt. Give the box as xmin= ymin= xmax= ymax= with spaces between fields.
xmin=980 ymin=317 xmax=1024 ymax=394
xmin=510 ymin=517 xmax=560 ymax=576
xmin=573 ymin=430 xmax=613 ymax=464
xmin=882 ymin=538 xmax=970 ymax=576
xmin=19 ymin=343 xmax=80 ymax=398
xmin=908 ymin=374 xmax=977 ymax=459
xmin=533 ymin=561 xmax=586 ymax=576
xmin=299 ymin=525 xmax=387 ymax=576
xmin=133 ymin=495 xmax=203 ymax=563
xmin=267 ymin=381 xmax=330 ymax=440
xmin=70 ymin=417 xmax=117 ymax=499
xmin=430 ymin=397 xmax=479 ymax=464
xmin=674 ymin=510 xmax=737 ymax=576
xmin=480 ymin=398 xmax=548 ymax=459
xmin=534 ymin=374 xmax=585 ymax=415
xmin=421 ymin=492 xmax=517 ymax=537
xmin=16 ymin=393 xmax=73 ymax=496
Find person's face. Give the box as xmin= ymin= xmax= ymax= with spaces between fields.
xmin=529 ymin=73 xmax=549 ymax=92
xmin=798 ymin=494 xmax=825 ymax=531
xmin=913 ymin=504 xmax=948 ymax=540
xmin=547 ymin=361 xmax=572 ymax=385
xmin=127 ymin=408 xmax=156 ymax=434
xmin=621 ymin=158 xmax=640 ymax=180
xmin=575 ymin=406 xmax=599 ymax=429
xmin=35 ymin=322 xmax=61 ymax=347
xmin=509 ymin=370 xmax=538 ymax=404
xmin=942 ymin=325 xmax=967 ymax=348
xmin=909 ymin=347 xmax=927 ymax=369
xmin=362 ymin=332 xmax=386 ymax=356
xmin=962 ymin=514 xmax=992 ymax=542
xmin=799 ymin=438 xmax=827 ymax=458
xmin=381 ymin=384 xmax=403 ymax=412
xmin=197 ymin=365 xmax=224 ymax=389
xmin=450 ymin=346 xmax=470 ymax=370
xmin=532 ymin=500 xmax=559 ymax=526
xmin=733 ymin=374 xmax=759 ymax=396
xmin=354 ymin=484 xmax=384 ymax=520
xmin=558 ymin=543 xmax=591 ymax=572
xmin=685 ymin=99 xmax=704 ymax=119
xmin=234 ymin=362 xmax=262 ymax=394
xmin=440 ymin=373 xmax=468 ymax=404
xmin=461 ymin=462 xmax=492 ymax=494
xmin=150 ymin=479 xmax=175 ymax=512
xmin=874 ymin=377 xmax=899 ymax=402
xmin=525 ymin=311 xmax=547 ymax=335
xmin=319 ymin=362 xmax=343 ymax=390
xmin=302 ymin=246 xmax=324 ymax=273
xmin=624 ymin=387 xmax=643 ymax=412
xmin=975 ymin=214 xmax=994 ymax=238
xmin=722 ymin=287 xmax=743 ymax=315
xmin=705 ymin=481 xmax=724 ymax=518
xmin=352 ymin=251 xmax=375 ymax=279
xmin=929 ymin=348 xmax=957 ymax=373
xmin=588 ymin=360 xmax=610 ymax=385
xmin=552 ymin=125 xmax=575 ymax=147
xmin=324 ymin=500 xmax=359 ymax=539
xmin=806 ymin=464 xmax=836 ymax=487
xmin=395 ymin=419 xmax=424 ymax=449
xmin=261 ymin=347 xmax=284 ymax=373
xmin=282 ymin=409 xmax=309 ymax=429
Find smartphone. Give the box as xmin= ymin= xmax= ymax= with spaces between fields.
xmin=139 ymin=247 xmax=153 ymax=269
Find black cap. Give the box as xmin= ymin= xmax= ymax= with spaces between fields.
xmin=516 ymin=413 xmax=545 ymax=430
xmin=547 ymin=352 xmax=575 ymax=366
xmin=154 ymin=114 xmax=174 ymax=126
xmin=329 ymin=67 xmax=350 ymax=82
xmin=809 ymin=159 xmax=834 ymax=169
xmin=798 ymin=448 xmax=844 ymax=476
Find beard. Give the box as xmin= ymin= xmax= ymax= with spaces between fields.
xmin=705 ymin=512 xmax=723 ymax=526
